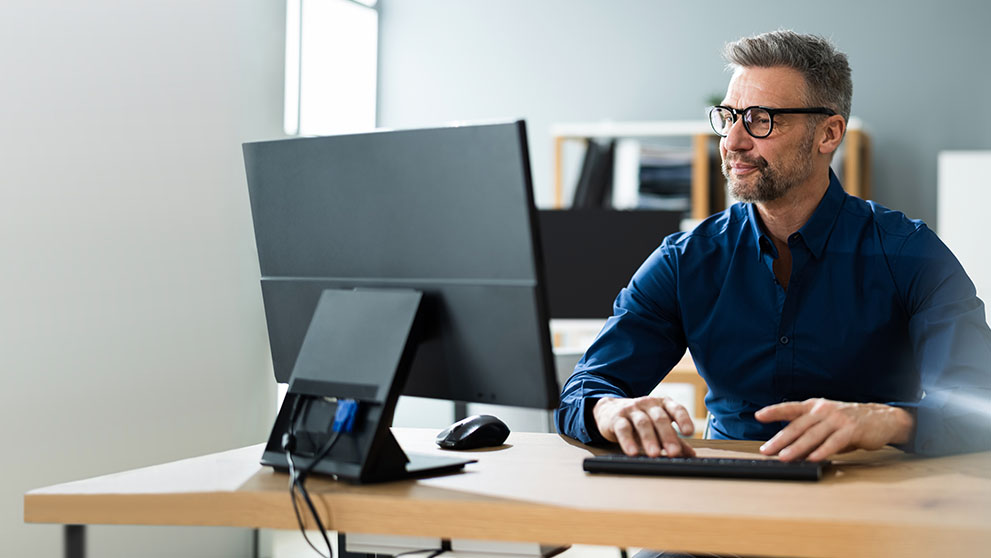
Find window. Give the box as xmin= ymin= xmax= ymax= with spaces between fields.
xmin=284 ymin=0 xmax=378 ymax=136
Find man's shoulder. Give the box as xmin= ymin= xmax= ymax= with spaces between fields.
xmin=843 ymin=196 xmax=927 ymax=239
xmin=664 ymin=204 xmax=748 ymax=250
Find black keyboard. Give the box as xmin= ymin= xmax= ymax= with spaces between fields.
xmin=583 ymin=454 xmax=828 ymax=481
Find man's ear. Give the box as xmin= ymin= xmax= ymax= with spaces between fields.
xmin=818 ymin=115 xmax=846 ymax=155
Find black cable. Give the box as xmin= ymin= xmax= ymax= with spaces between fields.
xmin=301 ymin=429 xmax=343 ymax=479
xmin=284 ymin=396 xmax=339 ymax=558
xmin=286 ymin=449 xmax=331 ymax=558
xmin=292 ymin=473 xmax=335 ymax=558
xmin=283 ymin=396 xmax=325 ymax=557
xmin=293 ymin=430 xmax=342 ymax=550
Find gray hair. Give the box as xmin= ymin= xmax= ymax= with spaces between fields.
xmin=723 ymin=30 xmax=852 ymax=123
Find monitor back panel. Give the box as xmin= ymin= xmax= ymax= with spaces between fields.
xmin=243 ymin=121 xmax=558 ymax=409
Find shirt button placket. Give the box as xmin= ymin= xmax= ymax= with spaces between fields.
xmin=774 ymin=329 xmax=794 ymax=398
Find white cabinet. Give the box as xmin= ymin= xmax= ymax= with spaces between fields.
xmin=938 ymin=151 xmax=991 ymax=323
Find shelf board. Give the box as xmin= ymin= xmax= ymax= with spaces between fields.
xmin=551 ymin=120 xmax=713 ymax=138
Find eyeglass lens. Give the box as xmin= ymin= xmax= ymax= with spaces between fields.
xmin=710 ymin=107 xmax=772 ymax=138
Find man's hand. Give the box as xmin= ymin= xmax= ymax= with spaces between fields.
xmin=592 ymin=396 xmax=696 ymax=457
xmin=756 ymin=398 xmax=915 ymax=462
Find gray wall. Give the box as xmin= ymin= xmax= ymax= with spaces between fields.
xmin=1 ymin=1 xmax=284 ymax=556
xmin=377 ymin=0 xmax=991 ymax=227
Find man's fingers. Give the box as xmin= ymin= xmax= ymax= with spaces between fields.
xmin=611 ymin=417 xmax=641 ymax=456
xmin=777 ymin=419 xmax=836 ymax=462
xmin=755 ymin=401 xmax=808 ymax=423
xmin=655 ymin=418 xmax=684 ymax=456
xmin=807 ymin=428 xmax=854 ymax=462
xmin=631 ymin=410 xmax=662 ymax=457
xmin=677 ymin=436 xmax=697 ymax=457
xmin=661 ymin=398 xmax=695 ymax=437
xmin=760 ymin=410 xmax=821 ymax=456
xmin=645 ymin=406 xmax=675 ymax=455
xmin=648 ymin=400 xmax=690 ymax=456
xmin=593 ymin=396 xmax=699 ymax=458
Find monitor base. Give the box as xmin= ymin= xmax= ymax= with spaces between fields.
xmin=261 ymin=449 xmax=475 ymax=484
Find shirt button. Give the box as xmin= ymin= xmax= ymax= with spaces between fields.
xmin=779 ymin=336 xmax=790 ymax=345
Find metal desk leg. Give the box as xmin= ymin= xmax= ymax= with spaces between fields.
xmin=65 ymin=525 xmax=85 ymax=558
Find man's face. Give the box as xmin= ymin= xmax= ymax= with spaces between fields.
xmin=720 ymin=66 xmax=819 ymax=204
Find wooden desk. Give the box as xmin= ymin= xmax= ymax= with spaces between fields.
xmin=25 ymin=428 xmax=991 ymax=558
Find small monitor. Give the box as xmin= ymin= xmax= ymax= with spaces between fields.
xmin=243 ymin=120 xmax=558 ymax=482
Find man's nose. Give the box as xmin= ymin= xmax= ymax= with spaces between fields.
xmin=722 ymin=116 xmax=754 ymax=153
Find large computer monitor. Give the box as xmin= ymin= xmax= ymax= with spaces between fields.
xmin=243 ymin=120 xmax=558 ymax=483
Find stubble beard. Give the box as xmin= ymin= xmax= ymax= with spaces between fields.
xmin=723 ymin=131 xmax=816 ymax=204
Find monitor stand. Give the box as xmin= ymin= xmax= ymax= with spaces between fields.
xmin=260 ymin=288 xmax=474 ymax=483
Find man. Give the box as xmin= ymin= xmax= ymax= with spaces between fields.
xmin=556 ymin=30 xmax=991 ymax=462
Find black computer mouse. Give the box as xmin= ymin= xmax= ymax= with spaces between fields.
xmin=435 ymin=414 xmax=511 ymax=450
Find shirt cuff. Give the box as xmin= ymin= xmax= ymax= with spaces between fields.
xmin=582 ymin=396 xmax=614 ymax=446
xmin=885 ymin=401 xmax=919 ymax=453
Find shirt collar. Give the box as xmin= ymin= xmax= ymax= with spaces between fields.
xmin=747 ymin=203 xmax=773 ymax=260
xmin=797 ymin=168 xmax=845 ymax=259
xmin=747 ymin=168 xmax=847 ymax=261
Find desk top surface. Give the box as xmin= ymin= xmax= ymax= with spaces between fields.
xmin=25 ymin=428 xmax=991 ymax=558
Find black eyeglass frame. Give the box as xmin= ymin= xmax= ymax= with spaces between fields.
xmin=709 ymin=105 xmax=837 ymax=138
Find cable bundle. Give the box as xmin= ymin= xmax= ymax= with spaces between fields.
xmin=283 ymin=396 xmax=359 ymax=558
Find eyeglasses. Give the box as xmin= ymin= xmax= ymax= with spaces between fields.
xmin=709 ymin=105 xmax=836 ymax=138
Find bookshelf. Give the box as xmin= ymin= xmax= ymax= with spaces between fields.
xmin=840 ymin=120 xmax=872 ymax=200
xmin=550 ymin=119 xmax=871 ymax=218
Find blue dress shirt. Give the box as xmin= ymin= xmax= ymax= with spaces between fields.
xmin=556 ymin=170 xmax=991 ymax=455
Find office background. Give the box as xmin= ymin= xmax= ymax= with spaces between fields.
xmin=2 ymin=1 xmax=988 ymax=556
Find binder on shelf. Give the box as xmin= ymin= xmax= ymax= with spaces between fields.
xmin=572 ymin=139 xmax=615 ymax=208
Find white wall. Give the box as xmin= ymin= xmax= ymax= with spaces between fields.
xmin=0 ymin=1 xmax=285 ymax=556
